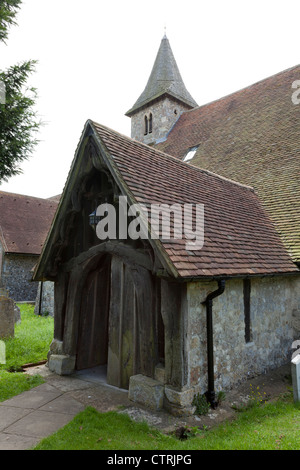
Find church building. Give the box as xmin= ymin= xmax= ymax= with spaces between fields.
xmin=33 ymin=36 xmax=300 ymax=415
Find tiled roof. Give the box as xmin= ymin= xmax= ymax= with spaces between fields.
xmin=91 ymin=121 xmax=298 ymax=278
xmin=126 ymin=35 xmax=198 ymax=116
xmin=156 ymin=65 xmax=300 ymax=264
xmin=0 ymin=191 xmax=58 ymax=255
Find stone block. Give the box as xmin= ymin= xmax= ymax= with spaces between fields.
xmin=128 ymin=374 xmax=164 ymax=410
xmin=0 ymin=295 xmax=15 ymax=338
xmin=164 ymin=385 xmax=196 ymax=416
xmin=154 ymin=363 xmax=165 ymax=383
xmin=48 ymin=354 xmax=76 ymax=375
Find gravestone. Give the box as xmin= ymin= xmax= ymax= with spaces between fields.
xmin=14 ymin=303 xmax=21 ymax=324
xmin=291 ymin=354 xmax=300 ymax=403
xmin=0 ymin=340 xmax=5 ymax=364
xmin=0 ymin=288 xmax=15 ymax=338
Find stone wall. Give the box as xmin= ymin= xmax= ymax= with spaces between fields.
xmin=1 ymin=253 xmax=39 ymax=302
xmin=126 ymin=274 xmax=300 ymax=416
xmin=186 ymin=275 xmax=300 ymax=394
xmin=130 ymin=97 xmax=190 ymax=144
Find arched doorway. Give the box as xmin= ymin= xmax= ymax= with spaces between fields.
xmin=76 ymin=253 xmax=165 ymax=390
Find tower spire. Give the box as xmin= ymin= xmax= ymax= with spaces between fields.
xmin=126 ymin=36 xmax=198 ymax=144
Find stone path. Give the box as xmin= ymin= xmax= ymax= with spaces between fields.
xmin=0 ymin=363 xmax=292 ymax=450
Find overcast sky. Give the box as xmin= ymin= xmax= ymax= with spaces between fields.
xmin=0 ymin=0 xmax=299 ymax=198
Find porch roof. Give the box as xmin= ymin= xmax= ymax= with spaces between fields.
xmin=34 ymin=120 xmax=299 ymax=280
xmin=91 ymin=121 xmax=298 ymax=278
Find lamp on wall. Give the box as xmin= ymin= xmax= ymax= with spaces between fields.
xmin=89 ymin=208 xmax=100 ymax=231
xmin=89 ymin=198 xmax=108 ymax=231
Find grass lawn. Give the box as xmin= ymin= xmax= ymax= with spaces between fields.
xmin=0 ymin=303 xmax=53 ymax=402
xmin=0 ymin=370 xmax=44 ymax=402
xmin=34 ymin=395 xmax=300 ymax=451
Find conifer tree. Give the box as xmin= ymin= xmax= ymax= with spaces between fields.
xmin=0 ymin=0 xmax=40 ymax=182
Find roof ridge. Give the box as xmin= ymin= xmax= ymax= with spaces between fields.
xmin=181 ymin=63 xmax=300 ymax=116
xmin=90 ymin=120 xmax=255 ymax=192
xmin=0 ymin=190 xmax=58 ymax=203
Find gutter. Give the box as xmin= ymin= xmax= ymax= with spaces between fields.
xmin=202 ymin=279 xmax=226 ymax=409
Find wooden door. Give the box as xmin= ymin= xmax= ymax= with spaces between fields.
xmin=107 ymin=256 xmax=158 ymax=390
xmin=76 ymin=255 xmax=111 ymax=370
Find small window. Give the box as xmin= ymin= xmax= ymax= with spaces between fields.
xmin=244 ymin=279 xmax=252 ymax=343
xmin=144 ymin=114 xmax=153 ymax=135
xmin=149 ymin=113 xmax=153 ymax=133
xmin=183 ymin=145 xmax=199 ymax=163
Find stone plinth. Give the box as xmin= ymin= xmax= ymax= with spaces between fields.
xmin=164 ymin=385 xmax=196 ymax=416
xmin=128 ymin=374 xmax=164 ymax=411
xmin=48 ymin=354 xmax=76 ymax=375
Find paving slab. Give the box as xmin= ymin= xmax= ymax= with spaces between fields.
xmin=0 ymin=406 xmax=32 ymax=431
xmin=0 ymin=388 xmax=62 ymax=410
xmin=4 ymin=409 xmax=75 ymax=438
xmin=0 ymin=371 xmax=89 ymax=450
xmin=0 ymin=432 xmax=39 ymax=450
xmin=39 ymin=394 xmax=86 ymax=414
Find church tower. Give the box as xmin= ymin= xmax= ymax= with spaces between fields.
xmin=126 ymin=35 xmax=198 ymax=145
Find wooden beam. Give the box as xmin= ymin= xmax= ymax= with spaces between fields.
xmin=63 ymin=241 xmax=156 ymax=274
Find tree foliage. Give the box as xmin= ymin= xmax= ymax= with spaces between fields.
xmin=0 ymin=0 xmax=40 ymax=183
xmin=0 ymin=0 xmax=21 ymax=43
xmin=0 ymin=61 xmax=40 ymax=181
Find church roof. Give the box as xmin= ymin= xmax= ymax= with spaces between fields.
xmin=0 ymin=191 xmax=58 ymax=255
xmin=125 ymin=35 xmax=198 ymax=116
xmin=34 ymin=120 xmax=298 ymax=280
xmin=156 ymin=65 xmax=300 ymax=265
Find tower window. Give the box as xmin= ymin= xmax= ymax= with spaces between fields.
xmin=149 ymin=113 xmax=153 ymax=133
xmin=144 ymin=113 xmax=153 ymax=135
xmin=144 ymin=116 xmax=148 ymax=135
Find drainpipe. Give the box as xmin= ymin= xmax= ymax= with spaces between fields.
xmin=202 ymin=279 xmax=226 ymax=409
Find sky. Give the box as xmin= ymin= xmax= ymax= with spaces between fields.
xmin=0 ymin=0 xmax=300 ymax=199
